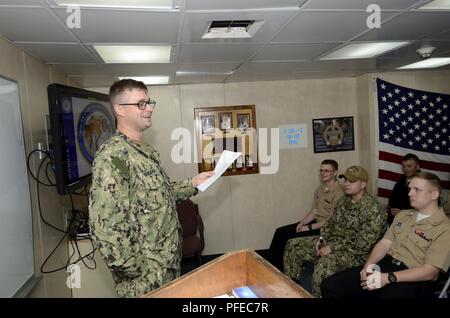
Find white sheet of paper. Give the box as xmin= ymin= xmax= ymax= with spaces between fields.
xmin=196 ymin=150 xmax=242 ymax=192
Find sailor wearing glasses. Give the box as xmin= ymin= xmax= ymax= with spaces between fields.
xmin=89 ymin=79 xmax=213 ymax=298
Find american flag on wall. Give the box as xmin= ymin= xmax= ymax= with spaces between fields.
xmin=376 ymin=78 xmax=450 ymax=205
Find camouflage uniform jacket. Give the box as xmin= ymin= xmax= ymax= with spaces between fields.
xmin=89 ymin=132 xmax=197 ymax=297
xmin=320 ymin=192 xmax=387 ymax=263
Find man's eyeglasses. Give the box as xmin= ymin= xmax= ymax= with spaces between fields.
xmin=319 ymin=169 xmax=334 ymax=173
xmin=118 ymin=99 xmax=156 ymax=110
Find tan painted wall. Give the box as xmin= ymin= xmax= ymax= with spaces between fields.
xmin=0 ymin=37 xmax=72 ymax=298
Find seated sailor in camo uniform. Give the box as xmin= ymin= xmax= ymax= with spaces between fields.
xmin=283 ymin=166 xmax=387 ymax=297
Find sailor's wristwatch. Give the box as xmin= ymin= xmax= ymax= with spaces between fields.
xmin=387 ymin=272 xmax=397 ymax=284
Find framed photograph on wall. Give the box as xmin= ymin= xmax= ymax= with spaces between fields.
xmin=201 ymin=115 xmax=215 ymax=134
xmin=312 ymin=116 xmax=355 ymax=153
xmin=237 ymin=114 xmax=250 ymax=132
xmin=194 ymin=105 xmax=258 ymax=176
xmin=219 ymin=112 xmax=232 ymax=131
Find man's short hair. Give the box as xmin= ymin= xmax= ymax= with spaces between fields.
xmin=402 ymin=153 xmax=420 ymax=164
xmin=109 ymin=79 xmax=148 ymax=105
xmin=321 ymin=159 xmax=338 ymax=171
xmin=412 ymin=171 xmax=442 ymax=195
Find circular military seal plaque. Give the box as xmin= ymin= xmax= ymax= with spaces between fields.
xmin=77 ymin=103 xmax=114 ymax=163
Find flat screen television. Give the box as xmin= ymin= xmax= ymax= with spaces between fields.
xmin=48 ymin=84 xmax=116 ymax=195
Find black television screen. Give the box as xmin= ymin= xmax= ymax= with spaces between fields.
xmin=48 ymin=84 xmax=116 ymax=195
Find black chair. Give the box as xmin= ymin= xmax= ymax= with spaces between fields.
xmin=176 ymin=199 xmax=205 ymax=265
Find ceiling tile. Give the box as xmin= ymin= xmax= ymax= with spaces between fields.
xmin=173 ymin=75 xmax=228 ymax=84
xmin=234 ymin=59 xmax=383 ymax=77
xmin=304 ymin=0 xmax=424 ymax=10
xmin=0 ymin=8 xmax=77 ymax=42
xmin=68 ymin=75 xmax=117 ymax=88
xmin=179 ymin=44 xmax=263 ymax=63
xmin=226 ymin=70 xmax=366 ymax=83
xmin=15 ymin=43 xmax=97 ymax=63
xmin=272 ymin=11 xmax=397 ymax=43
xmin=105 ymin=63 xmax=177 ymax=77
xmin=49 ymin=63 xmax=108 ymax=76
xmin=252 ymin=43 xmax=340 ymax=61
xmin=182 ymin=10 xmax=298 ymax=44
xmin=50 ymin=63 xmax=177 ymax=77
xmin=313 ymin=59 xmax=387 ymax=71
xmin=0 ymin=0 xmax=43 ymax=5
xmin=177 ymin=62 xmax=241 ymax=73
xmin=228 ymin=58 xmax=386 ymax=82
xmin=427 ymin=28 xmax=450 ymax=41
xmin=233 ymin=61 xmax=319 ymax=75
xmin=356 ymin=12 xmax=450 ymax=41
xmin=185 ymin=0 xmax=302 ymax=10
xmin=51 ymin=8 xmax=180 ymax=44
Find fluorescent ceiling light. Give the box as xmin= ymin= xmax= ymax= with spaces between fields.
xmin=320 ymin=42 xmax=409 ymax=60
xmin=176 ymin=71 xmax=234 ymax=76
xmin=94 ymin=45 xmax=171 ymax=63
xmin=397 ymin=58 xmax=450 ymax=69
xmin=118 ymin=76 xmax=169 ymax=85
xmin=53 ymin=0 xmax=173 ymax=9
xmin=417 ymin=0 xmax=450 ymax=10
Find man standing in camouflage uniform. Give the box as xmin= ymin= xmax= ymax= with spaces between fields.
xmin=89 ymin=79 xmax=213 ymax=297
xmin=283 ymin=166 xmax=387 ymax=297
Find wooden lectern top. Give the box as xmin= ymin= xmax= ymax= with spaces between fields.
xmin=144 ymin=249 xmax=312 ymax=298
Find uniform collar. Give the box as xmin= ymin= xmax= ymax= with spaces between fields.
xmin=415 ymin=207 xmax=448 ymax=226
xmin=343 ymin=192 xmax=369 ymax=206
xmin=116 ymin=131 xmax=143 ymax=145
xmin=321 ymin=180 xmax=340 ymax=193
xmin=115 ymin=131 xmax=159 ymax=160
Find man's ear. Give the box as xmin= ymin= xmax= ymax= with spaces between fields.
xmin=361 ymin=181 xmax=367 ymax=190
xmin=430 ymin=189 xmax=440 ymax=202
xmin=113 ymin=104 xmax=125 ymax=117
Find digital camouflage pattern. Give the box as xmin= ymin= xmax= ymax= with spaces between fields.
xmin=89 ymin=132 xmax=197 ymax=298
xmin=283 ymin=192 xmax=387 ymax=297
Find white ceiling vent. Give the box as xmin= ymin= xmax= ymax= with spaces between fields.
xmin=202 ymin=20 xmax=264 ymax=39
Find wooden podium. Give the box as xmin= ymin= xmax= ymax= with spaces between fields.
xmin=144 ymin=249 xmax=312 ymax=298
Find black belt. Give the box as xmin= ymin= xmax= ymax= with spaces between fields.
xmin=386 ymin=254 xmax=407 ymax=268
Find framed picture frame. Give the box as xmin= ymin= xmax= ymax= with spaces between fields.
xmin=194 ymin=105 xmax=258 ymax=176
xmin=201 ymin=115 xmax=215 ymax=134
xmin=312 ymin=116 xmax=355 ymax=153
xmin=237 ymin=114 xmax=250 ymax=132
xmin=219 ymin=112 xmax=232 ymax=131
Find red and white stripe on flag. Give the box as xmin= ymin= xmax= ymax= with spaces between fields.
xmin=375 ymin=78 xmax=450 ymax=206
xmin=377 ymin=143 xmax=450 ymax=205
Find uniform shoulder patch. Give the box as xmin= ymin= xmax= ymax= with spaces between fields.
xmin=111 ymin=157 xmax=130 ymax=178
